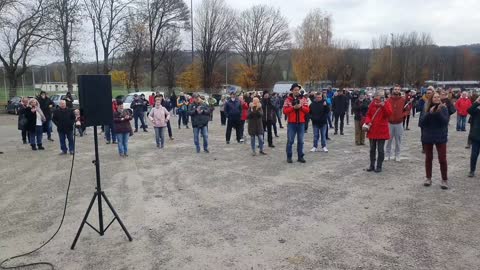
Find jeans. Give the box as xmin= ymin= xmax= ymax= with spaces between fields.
xmin=334 ymin=113 xmax=345 ymax=133
xmin=193 ymin=126 xmax=208 ymax=152
xmin=178 ymin=110 xmax=188 ymax=127
xmin=104 ymin=124 xmax=116 ymax=142
xmin=226 ymin=118 xmax=242 ymax=142
xmin=471 ymin=140 xmax=480 ymax=173
xmin=44 ymin=120 xmax=52 ymax=138
xmin=286 ymin=123 xmax=305 ymax=159
xmin=424 ymin=143 xmax=448 ymax=180
xmin=134 ymin=111 xmax=146 ymax=130
xmin=58 ymin=130 xmax=74 ymax=153
xmin=457 ymin=115 xmax=467 ymax=131
xmin=116 ymin=132 xmax=129 ymax=155
xmin=275 ymin=109 xmax=283 ymax=127
xmin=369 ymin=139 xmax=385 ymax=168
xmin=250 ymin=135 xmax=264 ymax=152
xmin=313 ymin=124 xmax=327 ymax=148
xmin=386 ymin=123 xmax=403 ymax=158
xmin=327 ymin=111 xmax=333 ymax=128
xmin=154 ymin=127 xmax=165 ymax=147
xmin=30 ymin=126 xmax=43 ymax=145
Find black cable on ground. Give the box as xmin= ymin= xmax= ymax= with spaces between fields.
xmin=1 ymin=130 xmax=77 ymax=270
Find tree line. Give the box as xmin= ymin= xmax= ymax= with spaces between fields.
xmin=1 ymin=0 xmax=479 ymax=99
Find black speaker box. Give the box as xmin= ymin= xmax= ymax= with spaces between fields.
xmin=78 ymin=75 xmax=113 ymax=127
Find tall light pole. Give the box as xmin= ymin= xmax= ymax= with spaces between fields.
xmin=390 ymin=33 xmax=393 ymax=85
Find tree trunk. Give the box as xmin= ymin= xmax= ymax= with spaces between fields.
xmin=103 ymin=50 xmax=109 ymax=75
xmin=7 ymin=71 xmax=18 ymax=99
xmin=150 ymin=49 xmax=155 ymax=92
xmin=64 ymin=50 xmax=73 ymax=93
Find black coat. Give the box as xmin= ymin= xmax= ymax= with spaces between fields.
xmin=332 ymin=95 xmax=349 ymax=115
xmin=52 ymin=108 xmax=76 ymax=133
xmin=38 ymin=97 xmax=54 ymax=120
xmin=188 ymin=103 xmax=210 ymax=128
xmin=248 ymin=106 xmax=263 ymax=136
xmin=309 ymin=101 xmax=330 ymax=126
xmin=352 ymin=99 xmax=370 ymax=121
xmin=468 ymin=102 xmax=480 ymax=142
xmin=17 ymin=104 xmax=28 ymax=130
xmin=261 ymin=98 xmax=276 ymax=123
xmin=24 ymin=107 xmax=40 ymax=132
xmin=419 ymin=106 xmax=449 ymax=144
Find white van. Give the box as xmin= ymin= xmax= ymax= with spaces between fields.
xmin=122 ymin=91 xmax=163 ymax=109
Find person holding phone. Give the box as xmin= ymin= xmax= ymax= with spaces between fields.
xmin=248 ymin=97 xmax=266 ymax=156
xmin=419 ymin=91 xmax=450 ymax=189
xmin=364 ymin=91 xmax=392 ymax=173
xmin=24 ymin=98 xmax=47 ymax=151
xmin=113 ymin=101 xmax=133 ymax=157
xmin=467 ymin=96 xmax=480 ymax=177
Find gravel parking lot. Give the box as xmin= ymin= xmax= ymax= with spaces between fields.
xmin=0 ymin=111 xmax=479 ymax=270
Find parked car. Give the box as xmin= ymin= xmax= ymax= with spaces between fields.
xmin=50 ymin=93 xmax=79 ymax=108
xmin=5 ymin=96 xmax=22 ymax=115
xmin=122 ymin=91 xmax=162 ymax=109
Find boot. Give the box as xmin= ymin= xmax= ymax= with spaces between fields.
xmin=37 ymin=144 xmax=45 ymax=150
xmin=366 ymin=164 xmax=375 ymax=172
xmin=31 ymin=144 xmax=37 ymax=151
xmin=375 ymin=161 xmax=382 ymax=173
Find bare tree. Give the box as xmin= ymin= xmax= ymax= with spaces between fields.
xmin=49 ymin=0 xmax=83 ymax=92
xmin=0 ymin=0 xmax=48 ymax=98
xmin=84 ymin=0 xmax=131 ymax=74
xmin=123 ymin=10 xmax=147 ymax=91
xmin=161 ymin=30 xmax=182 ymax=94
xmin=233 ymin=5 xmax=290 ymax=88
xmin=195 ymin=0 xmax=234 ymax=92
xmin=144 ymin=0 xmax=189 ymax=91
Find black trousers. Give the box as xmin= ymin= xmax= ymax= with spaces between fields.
xmin=226 ymin=118 xmax=242 ymax=142
xmin=369 ymin=139 xmax=386 ymax=168
xmin=263 ymin=120 xmax=274 ymax=146
xmin=167 ymin=120 xmax=173 ymax=138
xmin=21 ymin=129 xmax=29 ymax=143
xmin=220 ymin=111 xmax=226 ymax=125
xmin=334 ymin=113 xmax=345 ymax=133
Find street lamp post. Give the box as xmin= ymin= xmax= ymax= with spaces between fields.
xmin=390 ymin=33 xmax=393 ymax=85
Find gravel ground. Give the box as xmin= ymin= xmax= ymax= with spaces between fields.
xmin=0 ymin=110 xmax=479 ymax=270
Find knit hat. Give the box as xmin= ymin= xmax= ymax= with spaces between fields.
xmin=290 ymin=83 xmax=302 ymax=91
xmin=263 ymin=90 xmax=269 ymax=97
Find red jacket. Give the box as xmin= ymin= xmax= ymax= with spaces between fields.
xmin=283 ymin=94 xmax=310 ymax=124
xmin=149 ymin=95 xmax=155 ymax=106
xmin=387 ymin=96 xmax=406 ymax=124
xmin=456 ymin=97 xmax=472 ymax=117
xmin=241 ymin=101 xmax=249 ymax=121
xmin=365 ymin=100 xmax=393 ymax=140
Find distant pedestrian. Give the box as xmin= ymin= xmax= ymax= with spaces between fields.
xmin=176 ymin=92 xmax=190 ymax=129
xmin=188 ymin=94 xmax=210 ymax=153
xmin=225 ymin=92 xmax=243 ymax=144
xmin=74 ymin=109 xmax=86 ymax=136
xmin=364 ymin=91 xmax=392 ymax=173
xmin=131 ymin=94 xmax=148 ymax=132
xmin=309 ymin=92 xmax=330 ymax=153
xmin=104 ymin=99 xmax=117 ymax=144
xmin=386 ymin=85 xmax=407 ymax=162
xmin=17 ymin=97 xmax=29 ymax=144
xmin=455 ymin=91 xmax=472 ymax=131
xmin=416 ymin=86 xmax=434 ymax=153
xmin=261 ymin=91 xmax=276 ymax=148
xmin=148 ymin=97 xmax=170 ymax=149
xmin=332 ymin=89 xmax=349 ymax=135
xmin=419 ymin=91 xmax=449 ymax=189
xmin=468 ymin=96 xmax=480 ymax=177
xmin=24 ymin=98 xmax=46 ymax=151
xmin=352 ymin=91 xmax=370 ymax=145
xmin=63 ymin=92 xmax=74 ymax=109
xmin=52 ymin=100 xmax=76 ymax=155
xmin=113 ymin=102 xmax=133 ymax=157
xmin=248 ymin=97 xmax=266 ymax=156
xmin=219 ymin=96 xmax=227 ymax=126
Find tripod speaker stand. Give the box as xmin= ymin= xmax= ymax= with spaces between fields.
xmin=71 ymin=75 xmax=132 ymax=249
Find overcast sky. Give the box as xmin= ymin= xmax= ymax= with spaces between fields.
xmin=33 ymin=0 xmax=480 ymax=65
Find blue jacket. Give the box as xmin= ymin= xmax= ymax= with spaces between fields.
xmin=419 ymin=106 xmax=449 ymax=144
xmin=225 ymin=98 xmax=242 ymax=120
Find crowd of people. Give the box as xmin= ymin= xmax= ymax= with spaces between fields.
xmin=15 ymin=84 xmax=480 ymax=190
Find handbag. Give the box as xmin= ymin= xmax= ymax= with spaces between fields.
xmin=362 ymin=107 xmax=382 ymax=132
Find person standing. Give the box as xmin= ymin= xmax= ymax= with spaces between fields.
xmin=38 ymin=91 xmax=54 ymax=141
xmin=332 ymin=89 xmax=349 ymax=135
xmin=283 ymin=83 xmax=310 ymax=163
xmin=52 ymin=100 xmax=76 ymax=155
xmin=468 ymin=96 xmax=480 ymax=177
xmin=419 ymin=91 xmax=450 ymax=189
xmin=104 ymin=99 xmax=117 ymax=144
xmin=261 ymin=91 xmax=276 ymax=148
xmin=170 ymin=93 xmax=177 ymax=117
xmin=225 ymin=92 xmax=243 ymax=144
xmin=148 ymin=97 xmax=170 ymax=149
xmin=386 ymin=85 xmax=407 ymax=162
xmin=113 ymin=101 xmax=133 ymax=157
xmin=24 ymin=99 xmax=46 ymax=151
xmin=364 ymin=91 xmax=393 ymax=173
xmin=63 ymin=92 xmax=74 ymax=109
xmin=455 ymin=91 xmax=472 ymax=132
xmin=140 ymin=94 xmax=149 ymax=129
xmin=219 ymin=96 xmax=227 ymax=126
xmin=131 ymin=94 xmax=148 ymax=132
xmin=309 ymin=93 xmax=330 ymax=152
xmin=239 ymin=95 xmax=248 ymax=143
xmin=188 ymin=94 xmax=210 ymax=153
xmin=402 ymin=90 xmax=413 ymax=130
xmin=17 ymin=97 xmax=30 ymax=144
xmin=352 ymin=91 xmax=370 ymax=145
xmin=416 ymin=87 xmax=434 ymax=153
xmin=176 ymin=92 xmax=190 ymax=129
xmin=271 ymin=92 xmax=284 ymax=129
xmin=248 ymin=97 xmax=266 ymax=156
xmin=157 ymin=94 xmax=174 ymax=140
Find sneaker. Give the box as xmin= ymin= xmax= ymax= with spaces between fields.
xmin=310 ymin=147 xmax=317 ymax=152
xmin=424 ymin=178 xmax=432 ymax=187
xmin=252 ymin=151 xmax=257 ymax=156
xmin=48 ymin=138 xmax=54 ymax=142
xmin=143 ymin=129 xmax=148 ymax=132
xmin=106 ymin=141 xmax=111 ymax=144
xmin=297 ymin=158 xmax=306 ymax=163
xmin=340 ymin=132 xmax=344 ymax=135
xmin=440 ymin=180 xmax=449 ymax=190
xmin=468 ymin=171 xmax=475 ymax=178
xmin=240 ymin=138 xmax=244 ymax=143
xmin=259 ymin=151 xmax=267 ymax=155
xmin=112 ymin=141 xmax=117 ymax=144
xmin=204 ymin=149 xmax=209 ymax=153
xmin=322 ymin=147 xmax=328 ymax=152
xmin=157 ymin=144 xmax=160 ymax=148
xmin=269 ymin=144 xmax=275 ymax=148
xmin=287 ymin=158 xmax=293 ymax=163
xmin=134 ymin=129 xmax=138 ymax=132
